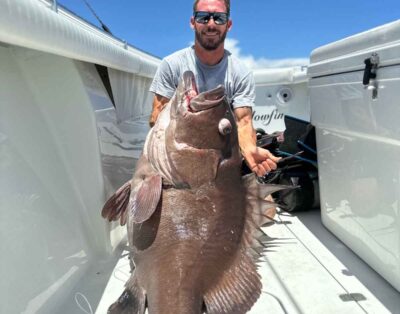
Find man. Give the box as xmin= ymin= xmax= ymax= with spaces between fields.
xmin=149 ymin=0 xmax=279 ymax=176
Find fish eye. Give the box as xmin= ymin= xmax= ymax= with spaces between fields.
xmin=218 ymin=118 xmax=232 ymax=135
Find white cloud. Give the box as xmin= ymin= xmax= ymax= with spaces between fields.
xmin=224 ymin=38 xmax=309 ymax=69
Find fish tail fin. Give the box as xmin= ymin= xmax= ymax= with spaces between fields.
xmin=101 ymin=180 xmax=131 ymax=226
xmin=107 ymin=276 xmax=146 ymax=314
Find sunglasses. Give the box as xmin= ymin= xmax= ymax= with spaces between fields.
xmin=194 ymin=11 xmax=229 ymax=25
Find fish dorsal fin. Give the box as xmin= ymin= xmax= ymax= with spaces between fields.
xmin=203 ymin=251 xmax=262 ymax=314
xmin=242 ymin=173 xmax=288 ymax=227
xmin=201 ymin=175 xmax=291 ymax=314
xmin=241 ymin=174 xmax=294 ymax=259
xmin=101 ymin=180 xmax=131 ymax=226
xmin=130 ymin=174 xmax=162 ymax=223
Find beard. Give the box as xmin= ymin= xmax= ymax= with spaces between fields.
xmin=195 ymin=26 xmax=228 ymax=51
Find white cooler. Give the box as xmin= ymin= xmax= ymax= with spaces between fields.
xmin=308 ymin=20 xmax=400 ymax=292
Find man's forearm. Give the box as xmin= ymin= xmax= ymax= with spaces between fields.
xmin=149 ymin=94 xmax=170 ymax=127
xmin=235 ymin=107 xmax=256 ymax=154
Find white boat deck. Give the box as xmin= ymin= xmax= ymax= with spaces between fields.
xmin=63 ymin=209 xmax=400 ymax=314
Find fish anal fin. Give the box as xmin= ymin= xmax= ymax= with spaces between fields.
xmin=131 ymin=174 xmax=162 ymax=223
xmin=108 ymin=275 xmax=146 ymax=314
xmin=101 ymin=180 xmax=131 ymax=226
xmin=204 ymin=252 xmax=262 ymax=314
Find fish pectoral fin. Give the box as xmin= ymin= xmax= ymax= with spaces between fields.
xmin=204 ymin=252 xmax=262 ymax=314
xmin=131 ymin=174 xmax=162 ymax=223
xmin=108 ymin=276 xmax=146 ymax=314
xmin=101 ymin=180 xmax=131 ymax=226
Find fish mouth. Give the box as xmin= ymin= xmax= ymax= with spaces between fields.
xmin=181 ymin=71 xmax=226 ymax=113
xmin=189 ymin=85 xmax=226 ymax=112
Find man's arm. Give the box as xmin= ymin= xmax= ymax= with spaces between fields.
xmin=234 ymin=106 xmax=280 ymax=176
xmin=149 ymin=94 xmax=170 ymax=127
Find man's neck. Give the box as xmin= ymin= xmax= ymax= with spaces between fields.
xmin=194 ymin=43 xmax=225 ymax=66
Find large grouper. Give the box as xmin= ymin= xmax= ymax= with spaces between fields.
xmin=101 ymin=71 xmax=286 ymax=314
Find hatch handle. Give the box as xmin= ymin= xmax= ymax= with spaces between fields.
xmin=363 ymin=53 xmax=379 ymax=86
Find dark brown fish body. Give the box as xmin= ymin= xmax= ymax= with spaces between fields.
xmin=131 ymin=185 xmax=244 ymax=313
xmin=102 ymin=71 xmax=284 ymax=314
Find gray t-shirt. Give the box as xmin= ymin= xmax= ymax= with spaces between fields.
xmin=149 ymin=46 xmax=255 ymax=108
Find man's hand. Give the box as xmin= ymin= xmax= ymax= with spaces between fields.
xmin=234 ymin=106 xmax=280 ymax=177
xmin=242 ymin=146 xmax=280 ymax=177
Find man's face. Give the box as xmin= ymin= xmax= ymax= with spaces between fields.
xmin=191 ymin=0 xmax=232 ymax=51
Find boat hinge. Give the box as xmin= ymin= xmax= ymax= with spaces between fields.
xmin=363 ymin=52 xmax=379 ymax=99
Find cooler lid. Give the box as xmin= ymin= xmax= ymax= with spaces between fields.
xmin=308 ymin=19 xmax=400 ymax=78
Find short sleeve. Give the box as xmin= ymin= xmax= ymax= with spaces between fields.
xmin=149 ymin=59 xmax=177 ymax=99
xmin=231 ymin=71 xmax=255 ymax=109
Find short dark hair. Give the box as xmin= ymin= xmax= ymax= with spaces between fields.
xmin=193 ymin=0 xmax=230 ymax=16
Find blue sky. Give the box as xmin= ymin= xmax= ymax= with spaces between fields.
xmin=58 ymin=0 xmax=399 ymax=68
